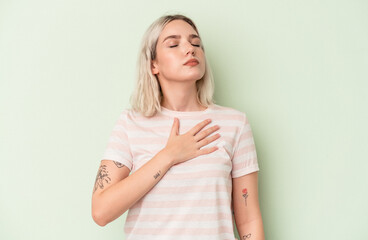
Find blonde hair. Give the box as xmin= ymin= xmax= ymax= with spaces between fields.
xmin=130 ymin=14 xmax=215 ymax=117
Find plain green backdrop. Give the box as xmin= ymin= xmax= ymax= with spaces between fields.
xmin=1 ymin=0 xmax=367 ymax=239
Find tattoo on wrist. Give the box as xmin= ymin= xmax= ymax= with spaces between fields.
xmin=93 ymin=165 xmax=111 ymax=193
xmin=153 ymin=170 xmax=162 ymax=179
xmin=242 ymin=188 xmax=249 ymax=206
xmin=113 ymin=161 xmax=124 ymax=168
xmin=243 ymin=233 xmax=251 ymax=239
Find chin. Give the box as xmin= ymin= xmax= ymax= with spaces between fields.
xmin=184 ymin=72 xmax=205 ymax=82
xmin=181 ymin=76 xmax=203 ymax=83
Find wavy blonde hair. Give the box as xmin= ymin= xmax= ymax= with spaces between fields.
xmin=130 ymin=14 xmax=215 ymax=117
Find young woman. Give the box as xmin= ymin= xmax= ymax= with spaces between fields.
xmin=92 ymin=14 xmax=265 ymax=240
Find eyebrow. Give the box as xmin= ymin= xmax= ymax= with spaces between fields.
xmin=162 ymin=34 xmax=200 ymax=43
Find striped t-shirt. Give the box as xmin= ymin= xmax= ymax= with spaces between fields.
xmin=102 ymin=103 xmax=259 ymax=240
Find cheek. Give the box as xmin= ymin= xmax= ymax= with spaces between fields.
xmin=158 ymin=55 xmax=177 ymax=72
xmin=171 ymin=53 xmax=182 ymax=65
xmin=199 ymin=57 xmax=206 ymax=73
xmin=200 ymin=58 xmax=206 ymax=71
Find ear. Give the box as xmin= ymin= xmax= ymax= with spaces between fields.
xmin=151 ymin=60 xmax=159 ymax=75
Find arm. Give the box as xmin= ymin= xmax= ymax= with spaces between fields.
xmin=232 ymin=171 xmax=265 ymax=240
xmin=92 ymin=118 xmax=220 ymax=226
xmin=92 ymin=150 xmax=173 ymax=226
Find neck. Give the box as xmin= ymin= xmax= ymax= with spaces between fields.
xmin=159 ymin=81 xmax=205 ymax=111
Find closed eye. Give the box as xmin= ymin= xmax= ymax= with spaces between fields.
xmin=169 ymin=44 xmax=201 ymax=48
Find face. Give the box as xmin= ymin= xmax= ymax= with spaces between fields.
xmin=151 ymin=20 xmax=206 ymax=84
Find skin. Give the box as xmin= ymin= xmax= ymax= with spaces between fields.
xmin=151 ymin=19 xmax=206 ymax=111
xmin=92 ymin=19 xmax=264 ymax=239
xmin=233 ymin=172 xmax=265 ymax=239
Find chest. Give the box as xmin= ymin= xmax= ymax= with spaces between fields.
xmin=127 ymin=118 xmax=238 ymax=174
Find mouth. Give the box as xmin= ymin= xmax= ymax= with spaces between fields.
xmin=184 ymin=58 xmax=199 ymax=66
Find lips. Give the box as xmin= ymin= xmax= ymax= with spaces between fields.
xmin=184 ymin=58 xmax=199 ymax=66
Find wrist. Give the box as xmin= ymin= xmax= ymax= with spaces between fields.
xmin=157 ymin=148 xmax=175 ymax=168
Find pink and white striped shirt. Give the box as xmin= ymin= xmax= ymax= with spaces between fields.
xmin=102 ymin=103 xmax=259 ymax=240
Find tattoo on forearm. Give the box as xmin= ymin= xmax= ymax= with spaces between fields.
xmin=153 ymin=170 xmax=162 ymax=179
xmin=113 ymin=161 xmax=124 ymax=168
xmin=243 ymin=233 xmax=251 ymax=239
xmin=93 ymin=165 xmax=111 ymax=193
xmin=242 ymin=188 xmax=249 ymax=206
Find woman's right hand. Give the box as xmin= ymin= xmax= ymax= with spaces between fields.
xmin=162 ymin=118 xmax=221 ymax=166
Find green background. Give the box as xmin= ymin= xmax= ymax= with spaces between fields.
xmin=1 ymin=0 xmax=367 ymax=239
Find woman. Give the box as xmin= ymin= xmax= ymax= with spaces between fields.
xmin=92 ymin=14 xmax=265 ymax=240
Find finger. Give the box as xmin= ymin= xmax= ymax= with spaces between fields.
xmin=194 ymin=125 xmax=220 ymax=142
xmin=196 ymin=146 xmax=219 ymax=157
xmin=197 ymin=133 xmax=221 ymax=148
xmin=169 ymin=118 xmax=179 ymax=137
xmin=188 ymin=119 xmax=212 ymax=136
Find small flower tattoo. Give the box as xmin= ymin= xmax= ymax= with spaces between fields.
xmin=242 ymin=188 xmax=249 ymax=206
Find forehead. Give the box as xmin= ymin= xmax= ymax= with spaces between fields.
xmin=159 ymin=20 xmax=198 ymax=40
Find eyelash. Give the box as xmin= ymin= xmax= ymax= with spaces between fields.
xmin=169 ymin=44 xmax=201 ymax=48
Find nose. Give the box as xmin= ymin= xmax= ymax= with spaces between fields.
xmin=183 ymin=41 xmax=195 ymax=56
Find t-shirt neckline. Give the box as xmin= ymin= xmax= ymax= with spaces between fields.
xmin=160 ymin=104 xmax=214 ymax=117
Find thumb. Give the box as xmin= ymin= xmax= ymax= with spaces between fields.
xmin=169 ymin=117 xmax=179 ymax=137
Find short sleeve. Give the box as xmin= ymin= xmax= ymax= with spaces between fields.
xmin=101 ymin=110 xmax=133 ymax=171
xmin=231 ymin=113 xmax=259 ymax=178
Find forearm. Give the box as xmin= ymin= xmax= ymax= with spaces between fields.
xmin=237 ymin=218 xmax=265 ymax=240
xmin=92 ymin=149 xmax=173 ymax=226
